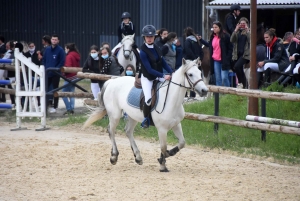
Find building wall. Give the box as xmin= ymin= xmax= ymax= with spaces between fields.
xmin=1 ymin=0 xmax=202 ymax=65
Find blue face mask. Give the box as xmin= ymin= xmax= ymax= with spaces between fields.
xmin=171 ymin=44 xmax=176 ymax=52
xmin=126 ymin=70 xmax=134 ymax=76
xmin=101 ymin=54 xmax=109 ymax=59
xmin=91 ymin=53 xmax=98 ymax=59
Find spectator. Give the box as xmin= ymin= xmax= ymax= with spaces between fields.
xmin=62 ymin=43 xmax=80 ymax=115
xmin=230 ymin=17 xmax=250 ymax=89
xmin=101 ymin=42 xmax=110 ymax=49
xmin=124 ymin=64 xmax=136 ymax=77
xmin=161 ymin=32 xmax=177 ymax=71
xmin=283 ymin=32 xmax=294 ymax=56
xmin=24 ymin=42 xmax=40 ymax=66
xmin=139 ymin=25 xmax=172 ymax=128
xmin=0 ymin=35 xmax=6 ymax=57
xmin=0 ymin=35 xmax=6 ymax=102
xmin=209 ymin=21 xmax=232 ymax=87
xmin=42 ymin=34 xmax=66 ymax=113
xmin=224 ymin=4 xmax=241 ymax=36
xmin=82 ymin=45 xmax=101 ymax=100
xmin=175 ymin=39 xmax=183 ymax=70
xmin=183 ymin=27 xmax=203 ymax=98
xmin=285 ymin=30 xmax=300 ymax=76
xmin=154 ymin=28 xmax=168 ymax=49
xmin=257 ymin=28 xmax=290 ymax=84
xmin=99 ymin=46 xmax=122 ymax=82
xmin=37 ymin=35 xmax=51 ymax=62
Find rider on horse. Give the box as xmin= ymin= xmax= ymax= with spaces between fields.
xmin=112 ymin=12 xmax=140 ymax=70
xmin=140 ymin=25 xmax=173 ymax=128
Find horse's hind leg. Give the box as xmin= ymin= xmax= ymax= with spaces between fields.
xmin=169 ymin=123 xmax=185 ymax=156
xmin=107 ymin=114 xmax=121 ymax=165
xmin=124 ymin=117 xmax=143 ymax=165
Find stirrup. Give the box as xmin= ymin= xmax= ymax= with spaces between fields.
xmin=141 ymin=117 xmax=150 ymax=128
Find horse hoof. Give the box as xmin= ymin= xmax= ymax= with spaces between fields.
xmin=110 ymin=156 xmax=118 ymax=165
xmin=159 ymin=168 xmax=169 ymax=172
xmin=135 ymin=158 xmax=143 ymax=165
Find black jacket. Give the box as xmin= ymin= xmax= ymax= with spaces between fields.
xmin=183 ymin=39 xmax=204 ymax=60
xmin=82 ymin=56 xmax=100 ymax=83
xmin=264 ymin=39 xmax=290 ymax=72
xmin=0 ymin=43 xmax=6 ymax=57
xmin=24 ymin=51 xmax=40 ymax=66
xmin=118 ymin=22 xmax=135 ymax=42
xmin=224 ymin=13 xmax=238 ymax=35
xmin=154 ymin=37 xmax=165 ymax=49
xmin=209 ymin=33 xmax=233 ymax=74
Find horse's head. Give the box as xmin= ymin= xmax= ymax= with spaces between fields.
xmin=121 ymin=34 xmax=135 ymax=59
xmin=181 ymin=58 xmax=208 ymax=97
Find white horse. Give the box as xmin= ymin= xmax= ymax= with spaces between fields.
xmin=83 ymin=58 xmax=208 ymax=172
xmin=112 ymin=34 xmax=138 ymax=72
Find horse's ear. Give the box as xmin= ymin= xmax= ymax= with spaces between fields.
xmin=195 ymin=57 xmax=200 ymax=65
xmin=132 ymin=33 xmax=135 ymax=38
xmin=182 ymin=58 xmax=186 ymax=65
xmin=122 ymin=34 xmax=125 ymax=38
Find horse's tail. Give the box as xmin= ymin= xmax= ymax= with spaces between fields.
xmin=82 ymin=81 xmax=110 ymax=129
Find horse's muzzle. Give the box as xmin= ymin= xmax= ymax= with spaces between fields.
xmin=197 ymin=89 xmax=208 ymax=97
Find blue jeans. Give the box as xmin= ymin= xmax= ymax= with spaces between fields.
xmin=214 ymin=61 xmax=230 ymax=87
xmin=62 ymin=81 xmax=75 ymax=111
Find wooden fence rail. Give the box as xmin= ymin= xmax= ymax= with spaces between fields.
xmin=185 ymin=113 xmax=300 ymax=136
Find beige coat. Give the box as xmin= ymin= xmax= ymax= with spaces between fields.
xmin=230 ymin=30 xmax=251 ymax=61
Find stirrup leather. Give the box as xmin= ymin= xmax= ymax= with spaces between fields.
xmin=141 ymin=117 xmax=150 ymax=128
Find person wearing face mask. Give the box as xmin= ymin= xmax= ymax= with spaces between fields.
xmin=24 ymin=42 xmax=40 ymax=66
xmin=82 ymin=45 xmax=101 ymax=100
xmin=124 ymin=64 xmax=136 ymax=77
xmin=154 ymin=28 xmax=168 ymax=49
xmin=62 ymin=43 xmax=80 ymax=115
xmin=139 ymin=25 xmax=173 ymax=128
xmin=99 ymin=47 xmax=122 ymax=87
xmin=161 ymin=32 xmax=178 ymax=71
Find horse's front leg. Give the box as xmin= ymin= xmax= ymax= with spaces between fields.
xmin=107 ymin=116 xmax=121 ymax=165
xmin=168 ymin=123 xmax=185 ymax=156
xmin=157 ymin=129 xmax=169 ymax=172
xmin=124 ymin=117 xmax=143 ymax=165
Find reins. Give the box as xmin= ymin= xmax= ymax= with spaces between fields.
xmin=152 ymin=73 xmax=203 ymax=114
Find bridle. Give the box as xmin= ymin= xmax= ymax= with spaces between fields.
xmin=155 ymin=72 xmax=203 ymax=114
xmin=121 ymin=38 xmax=134 ymax=59
xmin=170 ymin=72 xmax=203 ymax=91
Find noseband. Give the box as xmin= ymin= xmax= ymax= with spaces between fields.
xmin=184 ymin=73 xmax=203 ymax=91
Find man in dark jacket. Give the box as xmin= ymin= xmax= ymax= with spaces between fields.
xmin=224 ymin=4 xmax=241 ymax=36
xmin=42 ymin=34 xmax=65 ymax=113
xmin=0 ymin=35 xmax=6 ymax=58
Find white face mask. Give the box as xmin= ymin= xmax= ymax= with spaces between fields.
xmin=65 ymin=50 xmax=68 ymax=54
xmin=29 ymin=48 xmax=35 ymax=52
xmin=173 ymin=39 xmax=178 ymax=44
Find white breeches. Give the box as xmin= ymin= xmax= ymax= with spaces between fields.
xmin=91 ymin=83 xmax=100 ymax=100
xmin=257 ymin=62 xmax=280 ymax=72
xmin=141 ymin=74 xmax=165 ymax=105
xmin=293 ymin=63 xmax=300 ymax=74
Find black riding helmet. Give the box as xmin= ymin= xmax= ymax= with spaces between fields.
xmin=141 ymin=25 xmax=156 ymax=37
xmin=121 ymin=12 xmax=131 ymax=19
xmin=230 ymin=4 xmax=241 ymax=11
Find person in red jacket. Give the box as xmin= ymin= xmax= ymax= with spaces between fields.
xmin=62 ymin=43 xmax=80 ymax=115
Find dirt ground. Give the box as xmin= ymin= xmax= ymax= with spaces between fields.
xmin=0 ymin=121 xmax=299 ymax=201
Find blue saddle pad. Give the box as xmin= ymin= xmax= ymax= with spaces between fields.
xmin=127 ymin=84 xmax=160 ymax=111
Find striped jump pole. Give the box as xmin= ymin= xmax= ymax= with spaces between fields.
xmin=0 ymin=59 xmax=14 ymax=64
xmin=0 ymin=80 xmax=11 ymax=85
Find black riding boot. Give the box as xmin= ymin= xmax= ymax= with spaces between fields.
xmin=141 ymin=103 xmax=151 ymax=128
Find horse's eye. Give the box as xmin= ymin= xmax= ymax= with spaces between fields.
xmin=188 ymin=73 xmax=193 ymax=77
